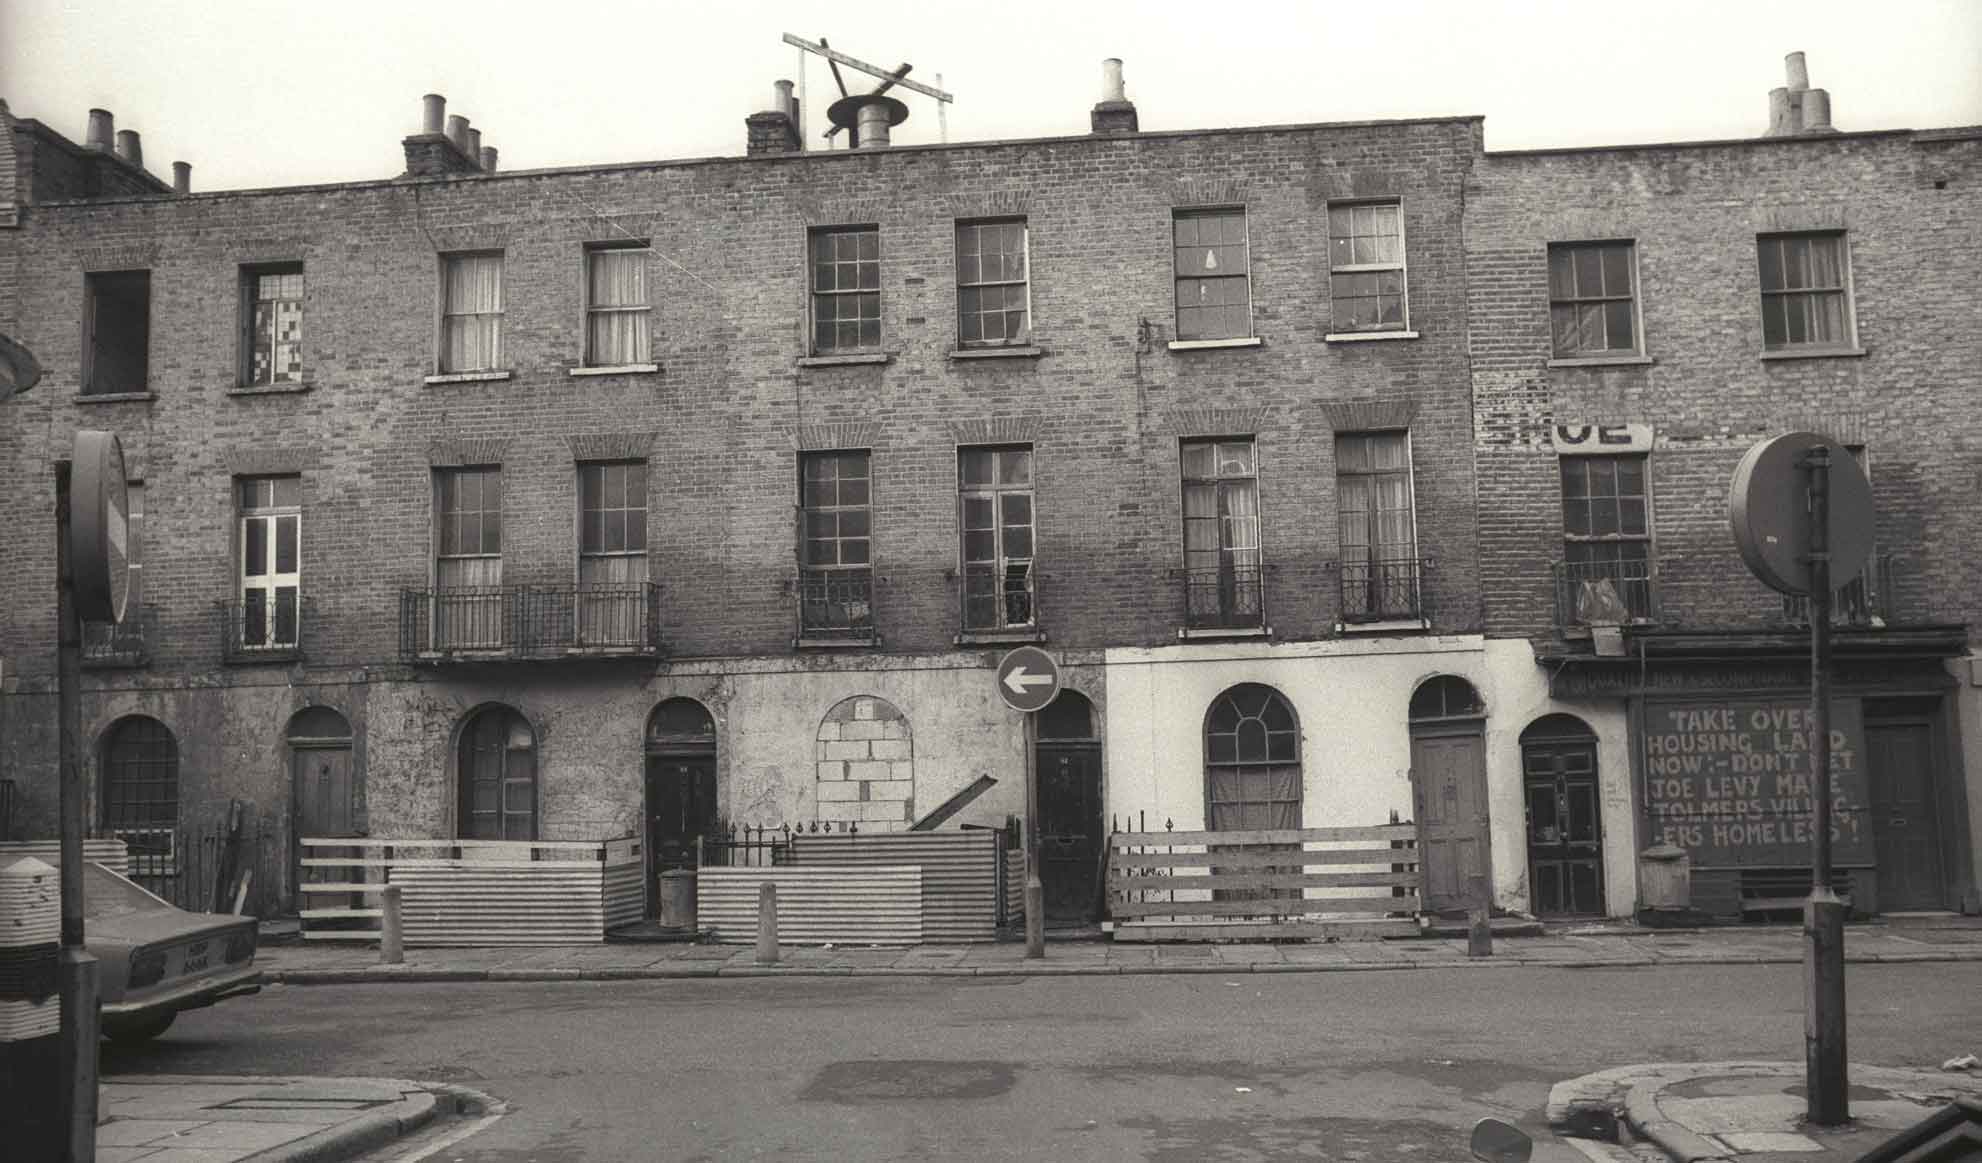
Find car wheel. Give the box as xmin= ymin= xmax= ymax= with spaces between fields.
xmin=103 ymin=1013 xmax=176 ymax=1043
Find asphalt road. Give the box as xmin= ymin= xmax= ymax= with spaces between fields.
xmin=104 ymin=962 xmax=1982 ymax=1161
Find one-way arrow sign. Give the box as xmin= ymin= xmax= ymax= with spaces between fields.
xmin=995 ymin=645 xmax=1060 ymax=713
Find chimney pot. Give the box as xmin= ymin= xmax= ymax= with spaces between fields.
xmin=479 ymin=146 xmax=498 ymax=172
xmin=422 ymin=93 xmax=446 ymax=135
xmin=172 ymin=161 xmax=191 ymax=193
xmin=1101 ymin=58 xmax=1126 ymax=103
xmin=1802 ymin=88 xmax=1833 ymax=132
xmin=445 ymin=114 xmax=469 ymax=152
xmin=467 ymin=127 xmax=482 ymax=161
xmin=856 ymin=100 xmax=894 ymax=149
xmin=115 ymin=129 xmax=142 ymax=167
xmin=1785 ymin=51 xmax=1809 ymax=91
xmin=773 ymin=79 xmax=795 ymax=117
xmin=1767 ymin=87 xmax=1794 ymax=136
xmin=86 ymin=108 xmax=114 ymax=151
xmin=1090 ymin=59 xmax=1139 ymax=134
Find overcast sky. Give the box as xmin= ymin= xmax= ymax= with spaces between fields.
xmin=4 ymin=0 xmax=1979 ymax=192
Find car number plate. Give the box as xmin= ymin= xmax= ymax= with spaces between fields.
xmin=179 ymin=939 xmax=211 ymax=975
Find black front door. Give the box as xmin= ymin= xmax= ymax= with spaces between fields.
xmin=1037 ymin=742 xmax=1102 ymax=924
xmin=646 ymin=754 xmax=717 ymax=876
xmin=1522 ymin=733 xmax=1604 ymax=916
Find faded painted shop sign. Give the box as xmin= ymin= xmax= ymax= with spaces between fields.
xmin=1641 ymin=698 xmax=1873 ymax=869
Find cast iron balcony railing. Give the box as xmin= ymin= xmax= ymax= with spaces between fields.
xmin=1182 ymin=563 xmax=1265 ymax=631
xmin=82 ymin=603 xmax=157 ymax=668
xmin=961 ymin=561 xmax=1038 ymax=634
xmin=1553 ymin=557 xmax=1659 ymax=632
xmin=1780 ymin=552 xmax=1893 ymax=628
xmin=398 ymin=583 xmax=662 ymax=660
xmin=1339 ymin=555 xmax=1432 ymax=624
xmin=218 ymin=595 xmax=312 ymax=663
xmin=797 ymin=566 xmax=875 ymax=642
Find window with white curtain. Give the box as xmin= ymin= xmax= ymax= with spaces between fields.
xmin=1181 ymin=439 xmax=1263 ymax=628
xmin=440 ymin=252 xmax=504 ymax=373
xmin=1328 ymin=202 xmax=1408 ymax=333
xmin=1336 ymin=432 xmax=1422 ymax=622
xmin=1758 ymin=233 xmax=1853 ymax=351
xmin=585 ymin=245 xmax=650 ymax=366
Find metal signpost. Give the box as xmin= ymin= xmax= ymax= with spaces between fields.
xmin=996 ymin=646 xmax=1060 ymax=960
xmin=1729 ymin=431 xmax=1874 ymax=1127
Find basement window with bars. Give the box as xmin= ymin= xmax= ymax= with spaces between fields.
xmin=241 ymin=263 xmax=304 ymax=385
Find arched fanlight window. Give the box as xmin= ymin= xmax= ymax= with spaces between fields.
xmin=1037 ymin=689 xmax=1095 ymax=741
xmin=646 ymin=698 xmax=716 ymax=753
xmin=1409 ymin=675 xmax=1484 ymax=722
xmin=1203 ymin=684 xmax=1301 ymax=830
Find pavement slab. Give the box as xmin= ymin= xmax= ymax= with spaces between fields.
xmin=92 ymin=1074 xmax=441 ymax=1163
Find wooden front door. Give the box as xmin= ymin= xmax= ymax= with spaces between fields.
xmin=1037 ymin=742 xmax=1103 ymax=924
xmin=646 ymin=755 xmax=717 ymax=876
xmin=1865 ymin=718 xmax=1946 ymax=911
xmin=1522 ymin=733 xmax=1604 ymax=916
xmin=1412 ymin=728 xmax=1489 ymax=914
xmin=290 ymin=744 xmax=354 ymax=912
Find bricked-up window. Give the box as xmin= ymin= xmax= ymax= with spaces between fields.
xmin=1336 ymin=432 xmax=1422 ymax=621
xmin=101 ymin=716 xmax=178 ymax=846
xmin=84 ymin=270 xmax=151 ymax=394
xmin=241 ymin=264 xmax=304 ymax=385
xmin=1548 ymin=242 xmax=1639 ymax=357
xmin=440 ymin=252 xmax=503 ymax=372
xmin=956 ymin=220 xmax=1029 ymax=348
xmin=1328 ymin=202 xmax=1407 ymax=333
xmin=1181 ymin=439 xmax=1264 ymax=628
xmin=434 ymin=467 xmax=503 ymax=648
xmin=1758 ymin=233 xmax=1852 ymax=351
xmin=811 ymin=227 xmax=880 ymax=353
xmin=1173 ymin=209 xmax=1252 ymax=341
xmin=959 ymin=447 xmax=1034 ymax=630
xmin=585 ymin=244 xmax=650 ymax=366
xmin=577 ymin=461 xmax=649 ymax=645
xmin=1561 ymin=455 xmax=1654 ymax=622
xmin=799 ymin=451 xmax=874 ymax=637
xmin=238 ymin=476 xmax=301 ymax=651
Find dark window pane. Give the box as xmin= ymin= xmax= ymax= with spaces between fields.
xmin=1758 ymin=239 xmax=1784 ymax=292
xmin=1602 ymin=245 xmax=1632 ymax=294
xmin=1574 ymin=248 xmax=1602 ymax=295
xmin=1605 ymin=301 xmax=1635 ymax=350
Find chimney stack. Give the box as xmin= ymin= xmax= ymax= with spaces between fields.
xmin=422 ymin=93 xmax=446 ymax=135
xmin=746 ymin=79 xmax=804 ymax=155
xmin=172 ymin=161 xmax=191 ymax=194
xmin=1765 ymin=51 xmax=1836 ymax=136
xmin=404 ymin=93 xmax=488 ymax=177
xmin=115 ymin=129 xmax=142 ymax=167
xmin=479 ymin=146 xmax=498 ymax=173
xmin=1091 ymin=58 xmax=1139 ymax=134
xmin=86 ymin=108 xmax=114 ymax=151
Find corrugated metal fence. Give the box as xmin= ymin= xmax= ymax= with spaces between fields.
xmin=698 ymin=866 xmax=923 ymax=945
xmin=792 ymin=830 xmax=1007 ymax=943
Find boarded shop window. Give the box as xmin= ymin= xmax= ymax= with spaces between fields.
xmin=810 ymin=227 xmax=880 ymax=353
xmin=585 ymin=244 xmax=650 ymax=366
xmin=958 ymin=446 xmax=1034 ymax=630
xmin=241 ymin=264 xmax=304 ymax=385
xmin=1548 ymin=241 xmax=1639 ymax=357
xmin=84 ymin=270 xmax=151 ymax=394
xmin=956 ymin=219 xmax=1030 ymax=347
xmin=1758 ymin=233 xmax=1853 ymax=351
xmin=1561 ymin=454 xmax=1654 ymax=622
xmin=1328 ymin=202 xmax=1407 ymax=333
xmin=440 ymin=252 xmax=503 ymax=372
xmin=1173 ymin=209 xmax=1251 ymax=341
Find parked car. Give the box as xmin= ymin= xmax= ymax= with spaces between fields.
xmin=84 ymin=860 xmax=261 ymax=1042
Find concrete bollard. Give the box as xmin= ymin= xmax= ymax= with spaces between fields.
xmin=754 ymin=882 xmax=779 ymax=966
xmin=0 ymin=858 xmax=63 ymax=1157
xmin=1467 ymin=873 xmax=1493 ymax=958
xmin=381 ymin=883 xmax=404 ymax=964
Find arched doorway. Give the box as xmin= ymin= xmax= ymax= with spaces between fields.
xmin=288 ymin=706 xmax=355 ymax=913
xmin=1521 ymin=714 xmax=1604 ymax=917
xmin=1036 ymin=689 xmax=1102 ymax=925
xmin=646 ymin=699 xmax=718 ymax=893
xmin=101 ymin=716 xmax=179 ymax=869
xmin=1204 ymin=685 xmax=1302 ymax=905
xmin=457 ymin=705 xmax=537 ymax=840
xmin=1408 ymin=675 xmax=1488 ymax=916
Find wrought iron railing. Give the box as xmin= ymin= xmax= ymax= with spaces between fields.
xmin=89 ymin=811 xmax=283 ymax=917
xmin=1181 ymin=563 xmax=1265 ymax=630
xmin=1780 ymin=552 xmax=1893 ymax=628
xmin=217 ymin=595 xmax=312 ymax=663
xmin=399 ymin=583 xmax=662 ymax=658
xmin=82 ymin=603 xmax=157 ymax=668
xmin=961 ymin=562 xmax=1038 ymax=633
xmin=1552 ymin=558 xmax=1658 ymax=631
xmin=1339 ymin=555 xmax=1432 ymax=623
xmin=797 ymin=566 xmax=875 ymax=641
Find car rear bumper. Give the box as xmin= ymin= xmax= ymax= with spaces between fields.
xmin=102 ymin=964 xmax=263 ymax=1019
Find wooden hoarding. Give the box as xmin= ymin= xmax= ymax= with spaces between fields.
xmin=1641 ymin=698 xmax=1872 ymax=869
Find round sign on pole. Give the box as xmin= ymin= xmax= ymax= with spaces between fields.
xmin=996 ymin=646 xmax=1061 ymax=713
xmin=71 ymin=430 xmax=131 ymax=625
xmin=1728 ymin=431 xmax=1875 ymax=596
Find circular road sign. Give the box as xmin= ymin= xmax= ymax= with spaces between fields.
xmin=71 ymin=429 xmax=132 ymax=624
xmin=996 ymin=646 xmax=1061 ymax=713
xmin=1728 ymin=431 xmax=1875 ymax=596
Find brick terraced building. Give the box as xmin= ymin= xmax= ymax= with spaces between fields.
xmin=0 ymin=54 xmax=1976 ymax=925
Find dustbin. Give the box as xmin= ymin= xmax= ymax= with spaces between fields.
xmin=659 ymin=869 xmax=697 ymax=931
xmin=1638 ymin=843 xmax=1690 ymax=913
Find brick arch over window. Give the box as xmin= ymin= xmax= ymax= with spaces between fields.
xmin=100 ymin=715 xmax=178 ymax=833
xmin=457 ymin=704 xmax=537 ymax=840
xmin=816 ymin=696 xmax=913 ymax=832
xmin=1203 ymin=684 xmax=1302 ymax=830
